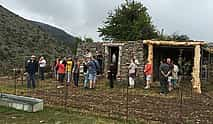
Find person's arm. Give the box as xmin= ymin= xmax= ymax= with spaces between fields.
xmin=166 ymin=71 xmax=171 ymax=77
xmin=128 ymin=63 xmax=133 ymax=69
xmin=161 ymin=71 xmax=167 ymax=77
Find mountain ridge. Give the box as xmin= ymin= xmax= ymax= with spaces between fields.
xmin=0 ymin=5 xmax=75 ymax=73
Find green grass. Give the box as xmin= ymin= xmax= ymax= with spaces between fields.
xmin=0 ymin=106 xmax=141 ymax=124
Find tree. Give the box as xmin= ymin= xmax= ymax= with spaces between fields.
xmin=158 ymin=31 xmax=190 ymax=41
xmin=98 ymin=0 xmax=158 ymax=41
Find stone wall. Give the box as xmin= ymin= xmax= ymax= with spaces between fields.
xmin=76 ymin=42 xmax=104 ymax=59
xmin=119 ymin=41 xmax=144 ymax=81
xmin=77 ymin=41 xmax=144 ymax=82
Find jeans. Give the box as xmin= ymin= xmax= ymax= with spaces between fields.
xmin=27 ymin=73 xmax=36 ymax=88
xmin=39 ymin=67 xmax=45 ymax=80
xmin=66 ymin=72 xmax=72 ymax=85
xmin=84 ymin=72 xmax=89 ymax=88
xmin=73 ymin=73 xmax=79 ymax=87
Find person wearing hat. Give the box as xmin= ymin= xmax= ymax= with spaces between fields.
xmin=25 ymin=55 xmax=38 ymax=89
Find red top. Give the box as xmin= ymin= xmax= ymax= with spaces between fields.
xmin=144 ymin=63 xmax=152 ymax=75
xmin=57 ymin=63 xmax=65 ymax=74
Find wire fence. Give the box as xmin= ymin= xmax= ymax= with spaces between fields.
xmin=0 ymin=68 xmax=213 ymax=124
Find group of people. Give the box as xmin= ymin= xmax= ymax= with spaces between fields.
xmin=25 ymin=52 xmax=179 ymax=95
xmin=53 ymin=50 xmax=101 ymax=89
xmin=25 ymin=55 xmax=47 ymax=89
xmin=143 ymin=58 xmax=179 ymax=95
xmin=159 ymin=58 xmax=179 ymax=94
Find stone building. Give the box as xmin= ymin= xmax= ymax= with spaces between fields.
xmin=77 ymin=41 xmax=144 ymax=80
xmin=77 ymin=40 xmax=213 ymax=93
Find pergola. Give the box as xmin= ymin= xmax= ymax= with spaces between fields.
xmin=143 ymin=40 xmax=207 ymax=94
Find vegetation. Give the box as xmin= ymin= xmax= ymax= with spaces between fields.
xmin=31 ymin=21 xmax=77 ymax=53
xmin=98 ymin=0 xmax=158 ymax=41
xmin=158 ymin=31 xmax=190 ymax=41
xmin=98 ymin=0 xmax=190 ymax=41
xmin=0 ymin=106 xmax=137 ymax=124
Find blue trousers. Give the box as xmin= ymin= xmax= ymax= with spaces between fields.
xmin=27 ymin=73 xmax=36 ymax=88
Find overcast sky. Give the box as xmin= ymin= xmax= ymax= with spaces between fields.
xmin=0 ymin=0 xmax=212 ymax=42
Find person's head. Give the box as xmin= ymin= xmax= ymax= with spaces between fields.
xmin=40 ymin=56 xmax=44 ymax=60
xmin=59 ymin=60 xmax=63 ymax=64
xmin=86 ymin=49 xmax=89 ymax=53
xmin=145 ymin=60 xmax=149 ymax=64
xmin=131 ymin=58 xmax=135 ymax=63
xmin=93 ymin=56 xmax=97 ymax=60
xmin=31 ymin=55 xmax=36 ymax=61
xmin=167 ymin=58 xmax=171 ymax=64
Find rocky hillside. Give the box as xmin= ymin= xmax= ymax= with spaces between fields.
xmin=30 ymin=21 xmax=77 ymax=50
xmin=0 ymin=5 xmax=74 ymax=73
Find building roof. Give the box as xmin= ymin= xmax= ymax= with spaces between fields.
xmin=143 ymin=40 xmax=206 ymax=46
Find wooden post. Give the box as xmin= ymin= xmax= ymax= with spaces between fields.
xmin=147 ymin=44 xmax=153 ymax=82
xmin=147 ymin=44 xmax=153 ymax=66
xmin=192 ymin=45 xmax=201 ymax=94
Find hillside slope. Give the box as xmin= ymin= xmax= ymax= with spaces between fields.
xmin=0 ymin=5 xmax=73 ymax=71
xmin=30 ymin=21 xmax=76 ymax=49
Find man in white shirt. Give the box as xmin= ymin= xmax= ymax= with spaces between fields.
xmin=39 ymin=56 xmax=46 ymax=80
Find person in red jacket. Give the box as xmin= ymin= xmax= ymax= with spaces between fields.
xmin=144 ymin=60 xmax=153 ymax=89
xmin=57 ymin=60 xmax=65 ymax=84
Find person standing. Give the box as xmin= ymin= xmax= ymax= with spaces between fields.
xmin=159 ymin=59 xmax=170 ymax=95
xmin=167 ymin=58 xmax=174 ymax=91
xmin=25 ymin=55 xmax=38 ymax=89
xmin=128 ymin=59 xmax=137 ymax=88
xmin=73 ymin=58 xmax=80 ymax=87
xmin=92 ymin=56 xmax=100 ymax=88
xmin=65 ymin=57 xmax=73 ymax=86
xmin=172 ymin=63 xmax=179 ymax=88
xmin=54 ymin=58 xmax=60 ymax=81
xmin=83 ymin=57 xmax=89 ymax=88
xmin=88 ymin=57 xmax=96 ymax=89
xmin=144 ymin=60 xmax=153 ymax=89
xmin=39 ymin=56 xmax=46 ymax=80
xmin=57 ymin=60 xmax=65 ymax=84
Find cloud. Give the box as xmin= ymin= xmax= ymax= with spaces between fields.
xmin=0 ymin=0 xmax=213 ymax=41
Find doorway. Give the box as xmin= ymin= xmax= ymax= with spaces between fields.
xmin=109 ymin=46 xmax=119 ymax=76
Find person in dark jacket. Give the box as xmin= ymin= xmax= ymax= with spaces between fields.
xmin=25 ymin=55 xmax=38 ymax=89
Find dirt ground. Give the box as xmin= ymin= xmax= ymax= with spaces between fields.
xmin=0 ymin=76 xmax=213 ymax=124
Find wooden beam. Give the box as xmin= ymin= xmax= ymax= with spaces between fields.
xmin=143 ymin=40 xmax=206 ymax=46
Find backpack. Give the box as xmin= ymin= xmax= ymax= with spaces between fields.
xmin=93 ymin=60 xmax=101 ymax=73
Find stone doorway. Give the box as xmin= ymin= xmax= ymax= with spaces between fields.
xmin=109 ymin=46 xmax=119 ymax=76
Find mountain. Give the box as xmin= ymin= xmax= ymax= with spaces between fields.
xmin=30 ymin=21 xmax=76 ymax=47
xmin=0 ymin=5 xmax=75 ymax=73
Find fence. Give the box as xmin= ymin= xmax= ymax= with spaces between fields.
xmin=0 ymin=69 xmax=213 ymax=124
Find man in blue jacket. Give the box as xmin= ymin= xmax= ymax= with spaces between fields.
xmin=25 ymin=55 xmax=38 ymax=89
